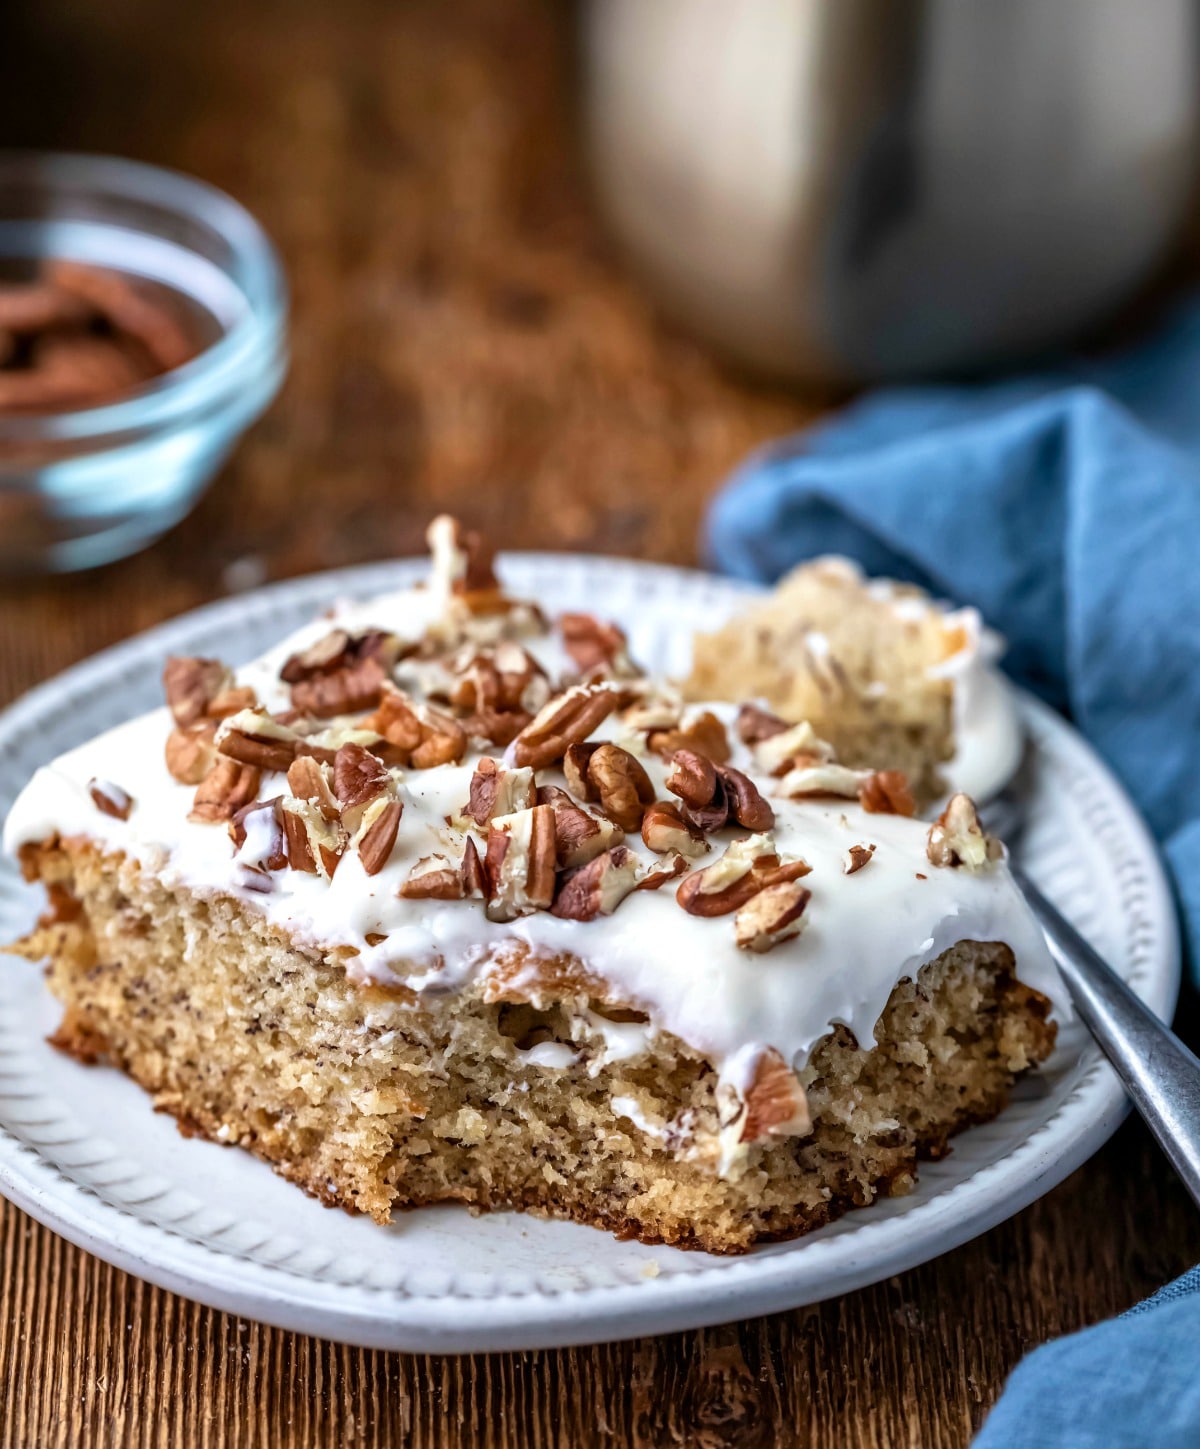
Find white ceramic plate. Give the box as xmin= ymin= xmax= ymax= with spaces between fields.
xmin=0 ymin=555 xmax=1180 ymax=1352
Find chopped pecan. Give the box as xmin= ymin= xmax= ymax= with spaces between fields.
xmin=858 ymin=770 xmax=916 ymax=817
xmin=664 ymin=751 xmax=774 ymax=832
xmin=165 ymin=722 xmax=218 ymax=785
xmin=364 ymin=682 xmax=422 ymax=753
xmin=461 ymin=836 xmax=486 ymax=898
xmin=280 ymin=628 xmax=400 ymax=718
xmin=285 ymin=756 xmax=340 ymax=821
xmin=735 ymin=702 xmax=788 ymax=747
xmin=163 ymin=656 xmax=233 ymax=726
xmin=665 ymin=749 xmax=717 ymax=809
xmin=427 ymin=513 xmax=502 ymax=609
xmin=484 ymin=804 xmax=558 ymax=921
xmin=280 ymin=796 xmax=348 ymax=876
xmin=189 ymin=757 xmax=262 ymax=824
xmin=559 ymin=612 xmax=636 ymax=676
xmin=216 ymin=708 xmax=300 ymax=773
xmin=753 ymin=720 xmax=836 ymax=776
xmin=926 ymin=793 xmax=1001 ymax=871
xmin=411 ymin=705 xmax=467 ymax=768
xmin=536 ymin=784 xmax=623 ymax=868
xmin=648 ymin=709 xmax=730 ymax=764
xmin=843 ymin=843 xmax=876 ymax=875
xmin=88 ymin=778 xmax=133 ymax=821
xmin=562 ymin=741 xmax=599 ymax=800
xmin=465 ymin=757 xmax=537 ymax=826
xmin=734 ymin=881 xmax=811 ymax=952
xmin=739 ymin=1049 xmax=812 ymax=1143
xmin=229 ymin=798 xmax=288 ymax=873
xmin=207 ymin=685 xmax=258 ymax=720
xmin=640 ymin=800 xmax=709 ymax=859
xmin=551 ymin=845 xmax=642 ymax=921
xmin=333 ymin=742 xmax=392 ymax=834
xmin=355 ymin=797 xmax=404 ymax=876
xmin=636 ymin=850 xmax=689 ymax=891
xmin=776 ymin=761 xmax=867 ymax=800
xmin=362 ymin=685 xmax=466 ymax=768
xmin=509 ymin=683 xmax=617 ymax=769
xmin=399 ymin=853 xmax=466 ymax=900
xmin=675 ymin=834 xmax=810 ymax=917
xmin=717 ymin=764 xmax=775 ymax=831
xmin=584 ymin=743 xmax=655 ymax=831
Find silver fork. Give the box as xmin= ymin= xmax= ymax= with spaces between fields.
xmin=984 ymin=787 xmax=1200 ymax=1207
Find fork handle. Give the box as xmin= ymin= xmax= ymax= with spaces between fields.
xmin=1012 ymin=865 xmax=1200 ymax=1207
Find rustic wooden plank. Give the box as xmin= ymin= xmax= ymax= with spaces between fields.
xmin=0 ymin=1 xmax=1198 ymax=1446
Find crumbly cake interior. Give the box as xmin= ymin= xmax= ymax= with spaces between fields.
xmin=18 ymin=839 xmax=1054 ymax=1254
xmin=686 ymin=558 xmax=974 ymax=800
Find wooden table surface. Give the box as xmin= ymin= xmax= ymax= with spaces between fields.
xmin=2 ymin=2 xmax=1199 ymax=1445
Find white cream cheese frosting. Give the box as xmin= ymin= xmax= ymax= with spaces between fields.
xmin=4 ymin=556 xmax=1060 ymax=1089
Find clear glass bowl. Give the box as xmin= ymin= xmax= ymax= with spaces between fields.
xmin=0 ymin=152 xmax=287 ymax=573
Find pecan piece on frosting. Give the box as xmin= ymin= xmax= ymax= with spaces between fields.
xmin=216 ymin=708 xmax=301 ymax=773
xmin=734 ymin=880 xmax=811 ymax=953
xmin=647 ymin=709 xmax=730 ymax=764
xmin=843 ymin=843 xmax=876 ymax=875
xmin=427 ymin=513 xmax=503 ymax=611
xmin=88 ymin=778 xmax=133 ymax=821
xmin=189 ymin=757 xmax=262 ymax=824
xmin=739 ymin=1049 xmax=812 ymax=1143
xmin=640 ymin=800 xmax=709 ymax=859
xmin=399 ymin=853 xmax=466 ymax=900
xmin=362 ymin=684 xmax=466 ymax=768
xmin=580 ymin=743 xmax=655 ymax=831
xmin=509 ymin=683 xmax=617 ymax=769
xmin=636 ymin=850 xmax=688 ymax=892
xmin=536 ymin=783 xmax=623 ymax=868
xmin=229 ymin=798 xmax=289 ymax=873
xmin=165 ymin=722 xmax=218 ymax=785
xmin=484 ymin=803 xmax=557 ymax=922
xmin=664 ymin=750 xmax=774 ymax=832
xmin=858 ymin=770 xmax=916 ymax=818
xmin=734 ymin=702 xmax=788 ymax=747
xmin=355 ymin=798 xmax=404 ymax=876
xmin=286 ymin=755 xmax=340 ymax=821
xmin=163 ymin=656 xmax=233 ymax=727
xmin=926 ymin=793 xmax=1001 ymax=871
xmin=752 ymin=719 xmax=836 ymax=777
xmin=776 ymin=761 xmax=867 ymax=801
xmin=280 ymin=628 xmax=401 ymax=718
xmin=280 ymin=797 xmax=348 ymax=877
xmin=675 ymin=834 xmax=810 ymax=918
xmin=465 ymin=757 xmax=537 ymax=827
xmin=559 ymin=612 xmax=639 ymax=678
xmin=551 ymin=845 xmax=642 ymax=921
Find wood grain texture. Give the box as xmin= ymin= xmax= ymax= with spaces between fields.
xmin=0 ymin=2 xmax=1198 ymax=1445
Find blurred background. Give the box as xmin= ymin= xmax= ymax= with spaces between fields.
xmin=1 ymin=0 xmax=1198 ymax=584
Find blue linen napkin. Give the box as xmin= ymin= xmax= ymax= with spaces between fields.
xmin=704 ymin=300 xmax=1200 ymax=1448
